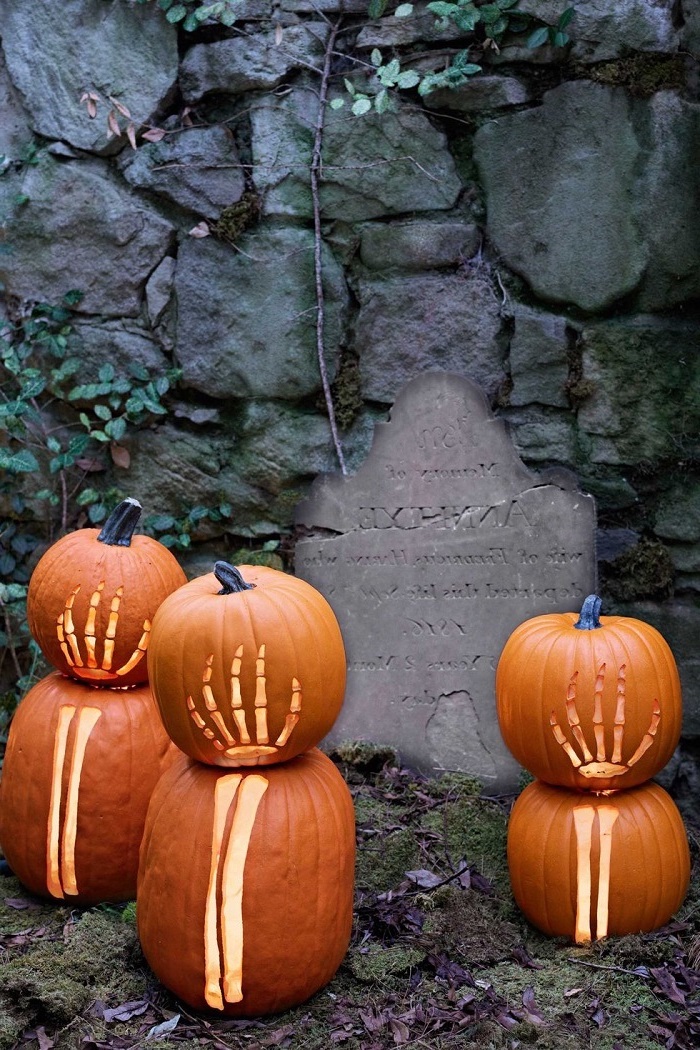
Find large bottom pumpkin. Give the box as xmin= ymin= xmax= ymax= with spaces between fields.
xmin=0 ymin=672 xmax=177 ymax=905
xmin=508 ymin=780 xmax=690 ymax=943
xmin=137 ymin=748 xmax=355 ymax=1016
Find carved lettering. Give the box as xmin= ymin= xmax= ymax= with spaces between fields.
xmin=357 ymin=500 xmax=534 ymax=531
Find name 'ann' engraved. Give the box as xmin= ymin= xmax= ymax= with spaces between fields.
xmin=357 ymin=499 xmax=533 ymax=531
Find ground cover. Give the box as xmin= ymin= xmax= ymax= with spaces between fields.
xmin=1 ymin=745 xmax=698 ymax=1050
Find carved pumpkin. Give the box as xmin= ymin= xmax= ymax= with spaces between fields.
xmin=27 ymin=498 xmax=187 ymax=688
xmin=147 ymin=562 xmax=346 ymax=767
xmin=496 ymin=595 xmax=682 ymax=792
xmin=0 ymin=672 xmax=177 ymax=905
xmin=508 ymin=779 xmax=690 ymax=943
xmin=137 ymin=748 xmax=355 ymax=1015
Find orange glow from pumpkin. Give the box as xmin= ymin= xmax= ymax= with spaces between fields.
xmin=55 ymin=584 xmax=150 ymax=681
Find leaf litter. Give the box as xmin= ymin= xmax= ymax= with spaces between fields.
xmin=0 ymin=743 xmax=698 ymax=1049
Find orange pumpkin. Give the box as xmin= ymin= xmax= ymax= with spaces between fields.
xmin=508 ymin=779 xmax=689 ymax=943
xmin=0 ymin=672 xmax=177 ymax=904
xmin=27 ymin=498 xmax=187 ymax=687
xmin=147 ymin=562 xmax=346 ymax=767
xmin=496 ymin=595 xmax=682 ymax=791
xmin=137 ymin=748 xmax=355 ymax=1015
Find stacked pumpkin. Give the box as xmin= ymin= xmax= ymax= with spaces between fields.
xmin=138 ymin=560 xmax=355 ymax=1016
xmin=0 ymin=499 xmax=186 ymax=904
xmin=496 ymin=594 xmax=690 ymax=944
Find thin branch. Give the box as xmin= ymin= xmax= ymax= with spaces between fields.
xmin=311 ymin=18 xmax=347 ymax=476
xmin=566 ymin=958 xmax=652 ymax=979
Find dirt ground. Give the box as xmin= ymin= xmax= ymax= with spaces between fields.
xmin=1 ymin=745 xmax=699 ymax=1050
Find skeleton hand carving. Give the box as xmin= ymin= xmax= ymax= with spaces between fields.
xmin=550 ymin=663 xmax=660 ymax=780
xmin=187 ymin=645 xmax=302 ymax=762
xmin=57 ymin=583 xmax=150 ymax=681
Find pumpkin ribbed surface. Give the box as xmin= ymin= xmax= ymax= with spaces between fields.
xmin=0 ymin=672 xmax=177 ymax=904
xmin=508 ymin=780 xmax=690 ymax=942
xmin=496 ymin=610 xmax=682 ymax=791
xmin=27 ymin=528 xmax=186 ymax=687
xmin=137 ymin=748 xmax=355 ymax=1015
xmin=147 ymin=565 xmax=346 ymax=767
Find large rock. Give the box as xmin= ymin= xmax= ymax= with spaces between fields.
xmin=3 ymin=154 xmax=175 ymax=316
xmin=118 ymin=126 xmax=246 ymax=220
xmin=576 ymin=316 xmax=700 ymax=466
xmin=251 ymin=84 xmax=462 ymax=220
xmin=355 ymin=274 xmax=506 ymax=403
xmin=423 ymin=75 xmax=532 ymax=113
xmin=0 ymin=0 xmax=178 ymax=154
xmin=505 ymin=408 xmax=576 ymax=464
xmin=359 ymin=220 xmax=479 ymax=272
xmin=180 ymin=24 xmax=330 ymax=102
xmin=174 ymin=225 xmax=348 ymax=399
xmin=475 ymin=82 xmax=700 ymax=312
xmin=635 ymin=92 xmax=700 ymax=310
xmin=475 ymin=82 xmax=645 ymax=312
xmin=655 ymin=481 xmax=700 ymax=543
xmin=516 ymin=0 xmax=679 ymax=60
xmin=0 ymin=48 xmax=32 ymax=162
xmin=71 ymin=320 xmax=170 ymax=381
xmin=508 ymin=305 xmax=571 ymax=408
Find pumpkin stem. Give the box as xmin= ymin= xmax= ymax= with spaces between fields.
xmin=97 ymin=498 xmax=142 ymax=547
xmin=574 ymin=594 xmax=603 ymax=630
xmin=214 ymin=561 xmax=256 ymax=594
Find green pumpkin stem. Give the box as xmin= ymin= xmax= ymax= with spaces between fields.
xmin=97 ymin=498 xmax=142 ymax=547
xmin=574 ymin=594 xmax=603 ymax=630
xmin=215 ymin=561 xmax=256 ymax=594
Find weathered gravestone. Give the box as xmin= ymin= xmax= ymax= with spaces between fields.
xmin=295 ymin=372 xmax=596 ymax=792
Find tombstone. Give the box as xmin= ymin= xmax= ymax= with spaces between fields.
xmin=295 ymin=373 xmax=596 ymax=792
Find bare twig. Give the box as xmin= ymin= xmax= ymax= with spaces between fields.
xmin=311 ymin=18 xmax=347 ymax=476
xmin=566 ymin=957 xmax=651 ymax=978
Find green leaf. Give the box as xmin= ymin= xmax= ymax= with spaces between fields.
xmin=166 ymin=4 xmax=187 ymax=22
xmin=454 ymin=9 xmax=480 ymax=31
xmin=219 ymin=501 xmax=232 ymax=517
xmin=219 ymin=6 xmax=237 ymax=25
xmin=188 ymin=506 xmax=209 ymax=522
xmin=368 ymin=0 xmax=388 ymax=17
xmin=397 ymin=69 xmax=420 ymax=89
xmin=343 ymin=78 xmax=357 ymax=96
xmin=330 ymin=98 xmax=345 ymax=109
xmin=128 ymin=362 xmax=150 ymax=381
xmin=148 ymin=514 xmax=176 ymax=531
xmin=262 ymin=540 xmax=279 ymax=552
xmin=159 ymin=533 xmax=177 ymax=548
xmin=79 ymin=412 xmax=91 ymax=429
xmin=374 ymin=89 xmax=390 ymax=114
xmin=527 ymin=26 xmax=550 ymax=48
xmin=558 ymin=7 xmax=575 ymax=29
xmin=68 ymin=434 xmax=90 ymax=456
xmin=77 ymin=488 xmax=100 ymax=506
xmin=394 ymin=3 xmax=414 ymax=16
xmin=98 ymin=363 xmax=115 ymax=383
xmin=352 ymin=97 xmax=372 ymax=116
xmin=178 ymin=533 xmax=191 ymax=548
xmin=34 ymin=488 xmax=53 ymax=501
xmin=157 ymin=0 xmax=173 ymax=9
xmin=20 ymin=375 xmax=45 ymax=398
xmin=490 ymin=14 xmax=508 ymax=35
xmin=480 ymin=4 xmax=502 ymax=23
xmin=371 ymin=48 xmax=383 ymax=67
xmin=427 ymin=1 xmax=457 ymax=15
xmin=553 ymin=30 xmax=569 ymax=46
xmin=496 ymin=0 xmax=519 ymax=8
xmin=106 ymin=417 xmax=126 ymax=441
xmin=91 ymin=430 xmax=110 ymax=443
xmin=0 ymin=448 xmax=39 ymax=472
xmin=47 ymin=436 xmax=61 ymax=453
xmin=155 ymin=376 xmax=170 ymax=396
xmin=183 ymin=11 xmax=199 ymax=30
xmin=88 ymin=503 xmax=107 ymax=524
xmin=94 ymin=404 xmax=112 ymax=421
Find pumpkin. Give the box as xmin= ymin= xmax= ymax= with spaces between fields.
xmin=137 ymin=748 xmax=355 ymax=1015
xmin=496 ymin=595 xmax=682 ymax=792
xmin=0 ymin=672 xmax=177 ymax=904
xmin=507 ymin=779 xmax=689 ymax=943
xmin=27 ymin=498 xmax=187 ymax=687
xmin=147 ymin=561 xmax=346 ymax=767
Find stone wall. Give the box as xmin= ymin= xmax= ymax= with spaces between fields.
xmin=1 ymin=0 xmax=699 ymax=753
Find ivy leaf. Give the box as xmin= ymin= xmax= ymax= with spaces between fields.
xmin=374 ymin=89 xmax=390 ymax=114
xmin=98 ymin=363 xmax=115 ymax=383
xmin=105 ymin=417 xmax=126 ymax=441
xmin=166 ymin=4 xmax=187 ymax=23
xmin=94 ymin=404 xmax=112 ymax=421
xmin=397 ymin=69 xmax=420 ymax=89
xmin=330 ymin=98 xmax=345 ymax=109
xmin=527 ymin=26 xmax=551 ymax=48
xmin=553 ymin=30 xmax=570 ymax=46
xmin=371 ymin=48 xmax=383 ymax=67
xmin=394 ymin=3 xmax=414 ymax=16
xmin=352 ymin=97 xmax=373 ymax=116
xmin=368 ymin=0 xmax=388 ymax=17
xmin=0 ymin=448 xmax=39 ymax=472
xmin=559 ymin=7 xmax=575 ymax=29
xmin=344 ymin=78 xmax=357 ymax=96
xmin=77 ymin=488 xmax=100 ymax=506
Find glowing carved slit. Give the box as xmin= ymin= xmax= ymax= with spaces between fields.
xmin=203 ymin=774 xmax=268 ymax=1009
xmin=595 ymin=806 xmax=619 ymax=940
xmin=186 ymin=646 xmax=303 ymax=761
xmin=55 ymin=584 xmax=150 ymax=680
xmin=46 ymin=705 xmax=102 ymax=899
xmin=550 ymin=664 xmax=661 ymax=779
xmin=573 ymin=805 xmax=595 ymax=944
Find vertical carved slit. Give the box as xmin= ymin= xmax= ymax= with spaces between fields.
xmin=204 ymin=775 xmax=242 ymax=1010
xmin=593 ymin=664 xmax=606 ymax=761
xmin=595 ymin=806 xmax=619 ymax=939
xmin=219 ymin=775 xmax=268 ymax=1004
xmin=46 ymin=706 xmax=76 ymax=899
xmin=254 ymin=645 xmax=269 ymax=744
xmin=611 ymin=665 xmax=626 ymax=763
xmin=61 ymin=707 xmax=102 ymax=895
xmin=573 ymin=805 xmax=595 ymax=944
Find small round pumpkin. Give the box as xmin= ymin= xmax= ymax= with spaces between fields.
xmin=27 ymin=498 xmax=187 ymax=687
xmin=0 ymin=672 xmax=177 ymax=905
xmin=507 ymin=779 xmax=689 ymax=943
xmin=496 ymin=595 xmax=682 ymax=792
xmin=137 ymin=748 xmax=355 ymax=1015
xmin=147 ymin=562 xmax=346 ymax=767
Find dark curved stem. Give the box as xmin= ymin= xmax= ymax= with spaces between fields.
xmin=97 ymin=498 xmax=142 ymax=547
xmin=214 ymin=561 xmax=256 ymax=595
xmin=574 ymin=594 xmax=603 ymax=630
